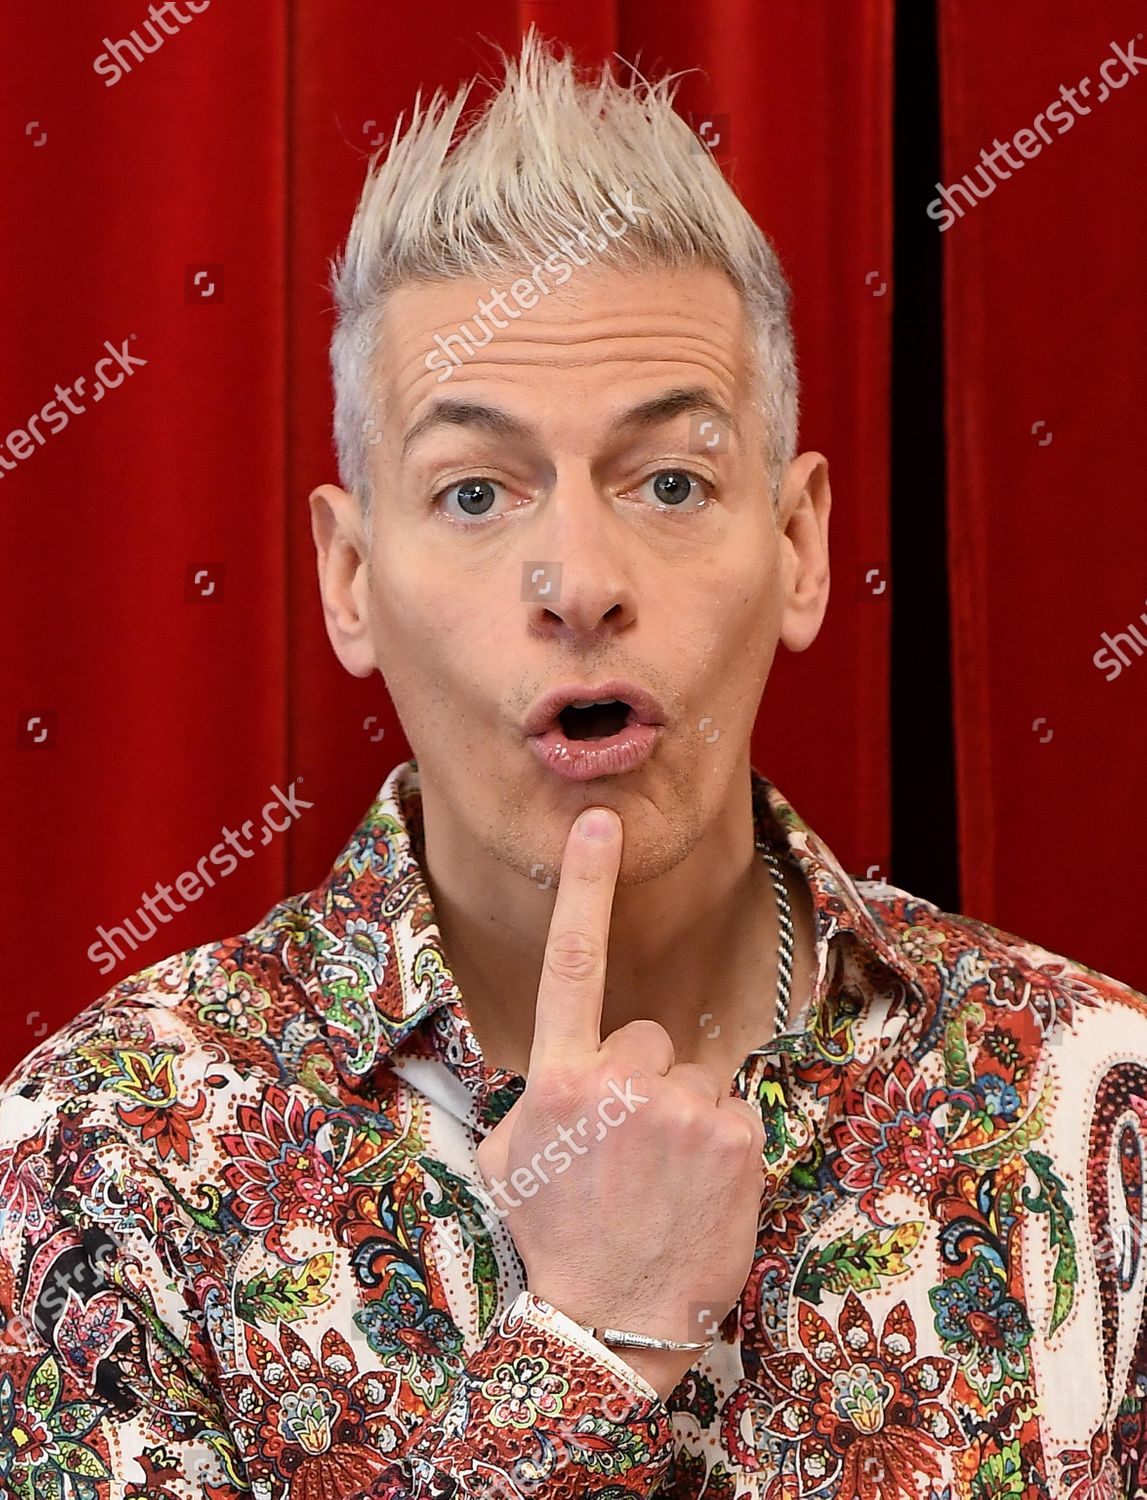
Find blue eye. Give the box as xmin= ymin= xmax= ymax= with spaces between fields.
xmin=438 ymin=476 xmax=503 ymax=521
xmin=640 ymin=469 xmax=710 ymax=510
xmin=433 ymin=468 xmax=711 ymax=525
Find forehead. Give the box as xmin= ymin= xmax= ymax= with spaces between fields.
xmin=376 ymin=261 xmax=757 ymax=436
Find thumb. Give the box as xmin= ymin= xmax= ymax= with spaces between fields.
xmin=475 ymin=1094 xmax=525 ymax=1188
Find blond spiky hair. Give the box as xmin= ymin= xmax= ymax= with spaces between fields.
xmin=327 ymin=28 xmax=799 ymax=526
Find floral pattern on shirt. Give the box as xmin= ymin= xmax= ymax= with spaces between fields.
xmin=2 ymin=758 xmax=1147 ymax=1500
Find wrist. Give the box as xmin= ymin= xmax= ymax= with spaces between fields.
xmin=611 ymin=1343 xmax=698 ymax=1403
xmin=527 ymin=1289 xmax=708 ymax=1402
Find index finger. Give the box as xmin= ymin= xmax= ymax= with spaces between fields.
xmin=528 ymin=806 xmax=622 ymax=1068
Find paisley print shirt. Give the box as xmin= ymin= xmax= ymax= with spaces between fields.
xmin=2 ymin=758 xmax=1147 ymax=1500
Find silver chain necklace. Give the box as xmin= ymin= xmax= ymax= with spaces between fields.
xmin=757 ymin=841 xmax=795 ymax=1038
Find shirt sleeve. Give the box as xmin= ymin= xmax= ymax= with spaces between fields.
xmin=0 ymin=1090 xmax=672 ymax=1500
xmin=0 ymin=1152 xmax=250 ymax=1499
xmin=354 ymin=1291 xmax=675 ymax=1499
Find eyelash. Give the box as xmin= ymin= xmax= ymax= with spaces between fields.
xmin=431 ymin=468 xmax=716 ymax=526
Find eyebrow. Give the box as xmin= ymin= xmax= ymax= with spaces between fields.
xmin=401 ymin=386 xmax=739 ymax=458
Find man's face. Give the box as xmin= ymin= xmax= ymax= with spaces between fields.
xmin=313 ymin=262 xmax=829 ymax=885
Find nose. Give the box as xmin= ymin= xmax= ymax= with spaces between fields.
xmin=524 ymin=472 xmax=637 ymax=641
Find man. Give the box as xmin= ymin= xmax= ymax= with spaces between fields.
xmin=2 ymin=30 xmax=1145 ymax=1500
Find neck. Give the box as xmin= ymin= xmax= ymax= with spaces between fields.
xmin=418 ymin=771 xmax=815 ymax=1084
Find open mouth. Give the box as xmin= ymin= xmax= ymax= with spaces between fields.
xmin=556 ymin=699 xmax=633 ymax=741
xmin=524 ymin=681 xmax=664 ymax=781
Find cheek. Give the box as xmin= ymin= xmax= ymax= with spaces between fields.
xmin=701 ymin=569 xmax=779 ymax=691
xmin=371 ymin=534 xmax=469 ymax=639
xmin=369 ymin=548 xmax=499 ymax=704
xmin=376 ymin=528 xmax=502 ymax=627
xmin=729 ymin=560 xmax=782 ymax=642
xmin=695 ymin=558 xmax=776 ymax=644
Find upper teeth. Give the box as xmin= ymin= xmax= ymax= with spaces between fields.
xmin=569 ymin=698 xmax=619 ymax=709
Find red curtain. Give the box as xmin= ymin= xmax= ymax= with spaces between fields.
xmin=939 ymin=0 xmax=1147 ymax=990
xmin=3 ymin=0 xmax=888 ymax=1078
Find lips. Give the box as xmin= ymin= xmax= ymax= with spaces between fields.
xmin=523 ymin=680 xmax=667 ymax=739
xmin=523 ymin=680 xmax=667 ymax=782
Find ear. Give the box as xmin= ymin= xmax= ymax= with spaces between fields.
xmin=776 ymin=451 xmax=831 ymax=654
xmin=308 ymin=483 xmax=376 ymax=678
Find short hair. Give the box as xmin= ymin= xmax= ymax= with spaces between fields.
xmin=327 ymin=28 xmax=799 ymax=533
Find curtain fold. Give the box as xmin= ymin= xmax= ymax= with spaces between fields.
xmin=1 ymin=0 xmax=895 ymax=1079
xmin=940 ymin=0 xmax=1147 ymax=989
xmin=0 ymin=1 xmax=290 ymax=1076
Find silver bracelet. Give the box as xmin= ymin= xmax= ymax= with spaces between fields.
xmin=588 ymin=1324 xmax=711 ymax=1352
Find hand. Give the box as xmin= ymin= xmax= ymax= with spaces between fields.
xmin=475 ymin=805 xmax=766 ymax=1399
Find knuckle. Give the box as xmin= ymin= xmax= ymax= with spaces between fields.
xmin=719 ymin=1094 xmax=761 ymax=1128
xmin=718 ymin=1124 xmax=755 ymax=1160
xmin=544 ymin=928 xmax=604 ymax=985
xmin=618 ymin=1018 xmax=673 ymax=1052
xmin=607 ymin=1017 xmax=675 ymax=1068
xmin=534 ymin=1059 xmax=587 ymax=1114
xmin=669 ymin=1062 xmax=716 ymax=1094
xmin=714 ymin=1109 xmax=759 ymax=1157
xmin=665 ymin=1095 xmax=708 ymax=1135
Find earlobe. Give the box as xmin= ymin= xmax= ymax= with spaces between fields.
xmin=308 ymin=483 xmax=376 ymax=679
xmin=778 ymin=452 xmax=832 ymax=655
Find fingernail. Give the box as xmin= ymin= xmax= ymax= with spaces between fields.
xmin=578 ymin=809 xmax=615 ymax=841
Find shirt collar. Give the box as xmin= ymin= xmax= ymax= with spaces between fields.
xmin=747 ymin=770 xmax=923 ymax=1006
xmin=285 ymin=759 xmax=922 ymax=1096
